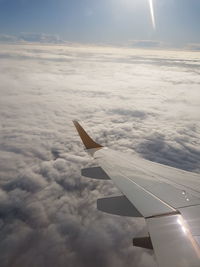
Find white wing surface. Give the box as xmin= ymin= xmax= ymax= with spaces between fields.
xmin=73 ymin=121 xmax=200 ymax=267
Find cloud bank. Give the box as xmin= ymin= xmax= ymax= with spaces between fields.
xmin=0 ymin=33 xmax=64 ymax=44
xmin=0 ymin=44 xmax=200 ymax=267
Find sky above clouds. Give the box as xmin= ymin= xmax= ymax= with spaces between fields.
xmin=0 ymin=0 xmax=200 ymax=46
xmin=0 ymin=44 xmax=200 ymax=267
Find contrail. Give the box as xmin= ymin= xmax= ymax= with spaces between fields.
xmin=149 ymin=0 xmax=156 ymax=30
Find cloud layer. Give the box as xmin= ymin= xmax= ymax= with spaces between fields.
xmin=0 ymin=44 xmax=200 ymax=267
xmin=0 ymin=33 xmax=64 ymax=44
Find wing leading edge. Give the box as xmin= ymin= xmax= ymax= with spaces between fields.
xmin=73 ymin=121 xmax=200 ymax=267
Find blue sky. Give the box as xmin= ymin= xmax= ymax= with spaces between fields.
xmin=0 ymin=0 xmax=200 ymax=46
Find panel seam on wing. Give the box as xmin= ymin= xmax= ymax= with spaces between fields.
xmin=145 ymin=211 xmax=180 ymax=219
xmin=100 ymin=160 xmax=176 ymax=214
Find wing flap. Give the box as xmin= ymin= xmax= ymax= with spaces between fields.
xmin=179 ymin=205 xmax=200 ymax=236
xmin=147 ymin=214 xmax=200 ymax=267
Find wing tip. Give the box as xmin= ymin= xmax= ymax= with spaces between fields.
xmin=73 ymin=120 xmax=103 ymax=150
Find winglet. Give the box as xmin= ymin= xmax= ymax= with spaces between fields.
xmin=73 ymin=120 xmax=103 ymax=150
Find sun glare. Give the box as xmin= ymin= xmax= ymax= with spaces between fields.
xmin=148 ymin=0 xmax=156 ymax=30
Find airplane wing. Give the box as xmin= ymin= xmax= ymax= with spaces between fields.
xmin=73 ymin=120 xmax=200 ymax=267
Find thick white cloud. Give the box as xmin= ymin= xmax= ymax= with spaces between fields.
xmin=0 ymin=43 xmax=200 ymax=267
